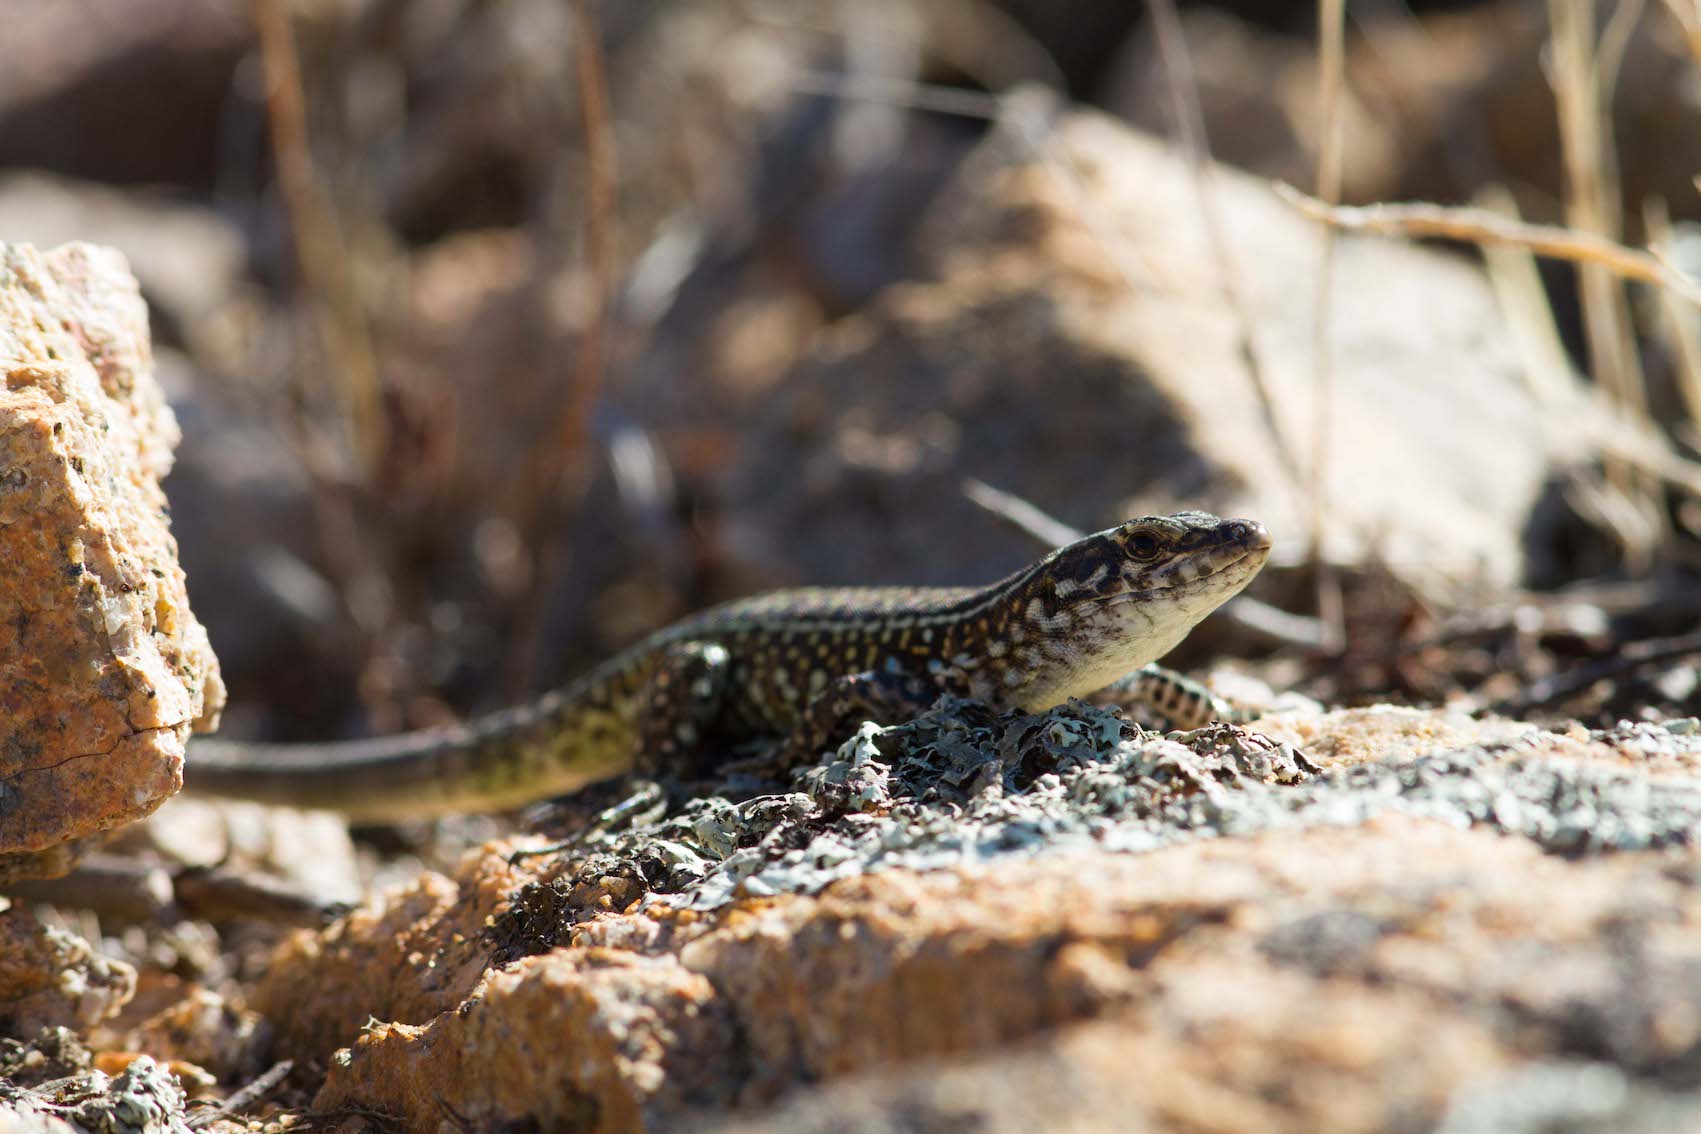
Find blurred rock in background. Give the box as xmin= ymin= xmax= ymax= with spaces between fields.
xmin=2 ymin=0 xmax=1694 ymax=737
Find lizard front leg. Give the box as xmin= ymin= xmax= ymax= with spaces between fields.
xmin=634 ymin=641 xmax=732 ymax=778
xmin=780 ymin=669 xmax=942 ymax=764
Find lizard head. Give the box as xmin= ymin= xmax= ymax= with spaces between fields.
xmin=999 ymin=511 xmax=1271 ymax=710
xmin=1096 ymin=511 xmax=1271 ymax=603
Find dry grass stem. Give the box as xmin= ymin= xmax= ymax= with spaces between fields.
xmin=1307 ymin=0 xmax=1346 ymax=653
xmin=253 ymin=0 xmax=384 ymax=475
xmin=252 ymin=0 xmax=399 ymax=674
xmin=1547 ymin=0 xmax=1660 ymax=559
xmin=1660 ymin=0 xmax=1701 ymax=60
xmin=962 ymin=477 xmax=1087 ymax=550
xmin=1473 ymin=187 xmax=1701 ymax=553
xmin=786 ymin=69 xmax=1005 ymax=119
xmin=1144 ymin=0 xmax=1305 ymax=505
xmin=1475 ymin=186 xmax=1581 ymax=408
xmin=505 ymin=0 xmax=622 ymax=690
xmin=560 ymin=0 xmax=618 ymax=467
xmin=1575 ymin=398 xmax=1701 ymax=497
xmin=1273 ymin=185 xmax=1701 ymax=310
xmin=1471 ymin=189 xmax=1664 ymax=564
xmin=1645 ymin=199 xmax=1701 ymax=435
xmin=1598 ymin=0 xmax=1650 ymax=91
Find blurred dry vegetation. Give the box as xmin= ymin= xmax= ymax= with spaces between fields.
xmin=4 ymin=0 xmax=1701 ymax=739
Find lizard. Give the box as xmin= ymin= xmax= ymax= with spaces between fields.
xmin=186 ymin=511 xmax=1271 ymax=821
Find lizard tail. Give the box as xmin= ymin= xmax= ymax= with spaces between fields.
xmin=184 ymin=691 xmax=634 ymax=821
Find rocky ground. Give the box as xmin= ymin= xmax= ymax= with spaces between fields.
xmin=10 ymin=702 xmax=1701 ymax=1131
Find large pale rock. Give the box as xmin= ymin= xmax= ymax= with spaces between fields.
xmin=722 ymin=103 xmax=1562 ymax=597
xmin=0 ymin=241 xmax=224 ymax=882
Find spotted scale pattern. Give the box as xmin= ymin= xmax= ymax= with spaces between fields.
xmin=188 ymin=513 xmax=1272 ymax=820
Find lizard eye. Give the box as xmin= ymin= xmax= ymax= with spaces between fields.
xmin=1128 ymin=533 xmax=1161 ymax=561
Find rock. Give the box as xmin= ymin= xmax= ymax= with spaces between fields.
xmin=240 ymin=707 xmax=1701 ymax=1131
xmin=0 ymin=0 xmax=251 ymax=191
xmin=0 ymin=1054 xmax=191 ymax=1134
xmin=698 ymin=832 xmax=1701 ymax=1133
xmin=0 ymin=241 xmax=225 ymax=882
xmin=116 ymin=987 xmax=270 ymax=1086
xmin=0 ymin=1027 xmax=93 ymax=1087
xmin=0 ymin=172 xmax=249 ymax=357
xmin=250 ymin=865 xmax=502 ymax=1064
xmin=0 ymin=904 xmax=136 ymax=1035
xmin=720 ymin=101 xmax=1563 ymax=599
xmin=139 ymin=797 xmax=364 ymax=907
xmin=315 ymin=951 xmax=731 ymax=1130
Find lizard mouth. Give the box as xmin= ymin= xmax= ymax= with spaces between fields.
xmin=1157 ymin=519 xmax=1272 ymax=590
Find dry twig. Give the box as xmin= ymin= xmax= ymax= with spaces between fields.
xmin=1645 ymin=199 xmax=1701 ymax=433
xmin=1274 ymin=181 xmax=1701 ymax=517
xmin=187 ymin=1061 xmax=294 ymax=1128
xmin=1496 ymin=627 xmax=1701 ymax=715
xmin=253 ymin=0 xmax=384 ymax=472
xmin=1272 ymin=186 xmax=1701 ymax=310
xmin=1307 ymin=0 xmax=1347 ymax=653
xmin=1144 ymin=0 xmax=1304 ymax=502
xmin=506 ymin=0 xmax=623 ymax=690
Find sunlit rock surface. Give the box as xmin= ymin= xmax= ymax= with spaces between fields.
xmin=0 ymin=241 xmax=224 ymax=882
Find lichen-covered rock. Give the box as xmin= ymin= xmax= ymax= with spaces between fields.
xmin=0 ymin=904 xmax=136 ymax=1034
xmin=246 ymin=709 xmax=1701 ymax=1131
xmin=0 ymin=1053 xmax=190 ymax=1134
xmin=0 ymin=241 xmax=224 ymax=882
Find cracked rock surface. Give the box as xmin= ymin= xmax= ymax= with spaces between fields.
xmin=0 ymin=241 xmax=224 ymax=882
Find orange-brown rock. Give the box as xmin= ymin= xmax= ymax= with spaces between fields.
xmin=0 ymin=241 xmax=224 ymax=882
xmin=250 ymin=844 xmax=536 ymax=1062
xmin=248 ymin=709 xmax=1701 ymax=1132
xmin=265 ymin=814 xmax=1701 ymax=1133
xmin=112 ymin=986 xmax=270 ymax=1086
xmin=316 ymin=950 xmax=730 ymax=1129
